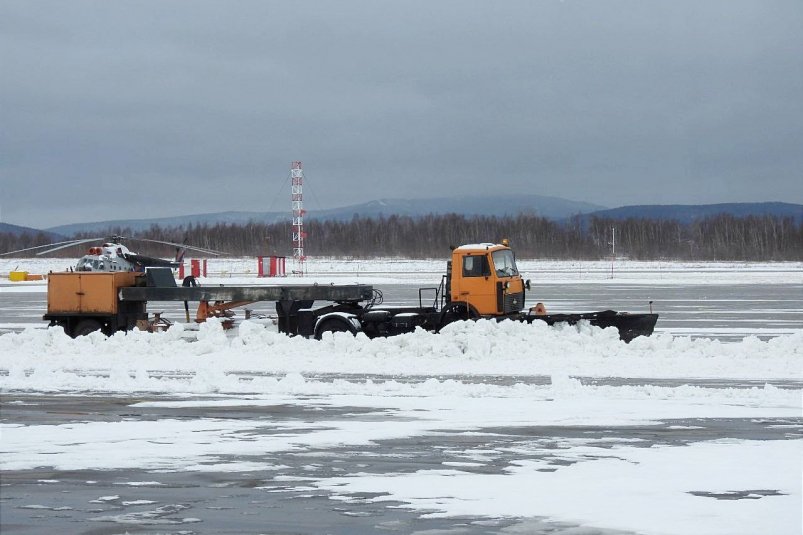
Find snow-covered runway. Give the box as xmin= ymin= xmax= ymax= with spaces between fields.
xmin=1 ymin=259 xmax=801 ymax=534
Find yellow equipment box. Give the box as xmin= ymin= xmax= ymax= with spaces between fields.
xmin=9 ymin=271 xmax=28 ymax=282
xmin=47 ymin=272 xmax=140 ymax=315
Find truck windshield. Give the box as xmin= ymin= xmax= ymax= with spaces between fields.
xmin=491 ymin=249 xmax=518 ymax=277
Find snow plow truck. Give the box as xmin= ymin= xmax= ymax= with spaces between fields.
xmin=43 ymin=242 xmax=658 ymax=341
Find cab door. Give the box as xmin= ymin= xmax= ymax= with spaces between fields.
xmin=452 ymin=253 xmax=497 ymax=315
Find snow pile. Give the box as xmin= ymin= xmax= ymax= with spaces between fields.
xmin=1 ymin=319 xmax=800 ymax=394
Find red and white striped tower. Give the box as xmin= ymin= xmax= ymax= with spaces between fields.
xmin=290 ymin=161 xmax=307 ymax=274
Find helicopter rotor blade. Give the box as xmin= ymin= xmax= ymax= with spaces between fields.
xmin=35 ymin=238 xmax=104 ymax=256
xmin=129 ymin=237 xmax=226 ymax=256
xmin=0 ymin=238 xmax=102 ymax=257
xmin=0 ymin=240 xmax=81 ymax=256
xmin=178 ymin=244 xmax=226 ymax=256
xmin=2 ymin=235 xmax=227 ymax=258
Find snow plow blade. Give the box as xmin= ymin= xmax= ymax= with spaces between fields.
xmin=525 ymin=310 xmax=659 ymax=342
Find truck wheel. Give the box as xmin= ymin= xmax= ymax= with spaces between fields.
xmin=315 ymin=318 xmax=357 ymax=340
xmin=72 ymin=319 xmax=103 ymax=337
xmin=438 ymin=303 xmax=479 ymax=331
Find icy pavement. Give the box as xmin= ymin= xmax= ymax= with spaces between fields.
xmin=1 ymin=382 xmax=800 ymax=535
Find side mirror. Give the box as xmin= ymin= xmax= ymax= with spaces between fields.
xmin=525 ymin=279 xmax=531 ymax=290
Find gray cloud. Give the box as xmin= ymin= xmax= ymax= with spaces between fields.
xmin=1 ymin=0 xmax=801 ymax=228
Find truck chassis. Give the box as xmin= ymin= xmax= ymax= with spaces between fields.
xmin=43 ymin=268 xmax=657 ymax=341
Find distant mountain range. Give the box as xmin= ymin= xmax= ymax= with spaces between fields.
xmin=2 ymin=197 xmax=801 ymax=237
xmin=577 ymin=202 xmax=803 ymax=226
xmin=43 ymin=194 xmax=606 ymax=235
xmin=0 ymin=222 xmax=65 ymax=240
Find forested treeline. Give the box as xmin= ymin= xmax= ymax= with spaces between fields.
xmin=2 ymin=213 xmax=802 ymax=260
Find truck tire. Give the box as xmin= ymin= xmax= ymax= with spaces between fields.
xmin=315 ymin=317 xmax=357 ymax=340
xmin=72 ymin=319 xmax=103 ymax=337
xmin=437 ymin=302 xmax=479 ymax=331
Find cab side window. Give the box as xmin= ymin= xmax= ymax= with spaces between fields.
xmin=462 ymin=255 xmax=489 ymax=277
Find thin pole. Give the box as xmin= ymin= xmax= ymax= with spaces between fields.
xmin=610 ymin=226 xmax=615 ymax=279
xmin=290 ymin=161 xmax=307 ymax=275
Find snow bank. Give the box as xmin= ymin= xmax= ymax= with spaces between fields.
xmin=1 ymin=319 xmax=800 ymax=394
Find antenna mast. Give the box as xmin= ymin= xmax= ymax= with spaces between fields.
xmin=290 ymin=161 xmax=307 ymax=274
xmin=610 ymin=226 xmax=616 ymax=279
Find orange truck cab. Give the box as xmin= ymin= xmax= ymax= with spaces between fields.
xmin=447 ymin=242 xmax=528 ymax=317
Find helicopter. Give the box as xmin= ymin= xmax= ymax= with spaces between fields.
xmin=0 ymin=235 xmax=225 ymax=272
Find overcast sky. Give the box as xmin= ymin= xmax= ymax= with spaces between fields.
xmin=1 ymin=1 xmax=801 ymax=229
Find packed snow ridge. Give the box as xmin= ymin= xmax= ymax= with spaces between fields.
xmin=1 ymin=319 xmax=800 ymax=394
